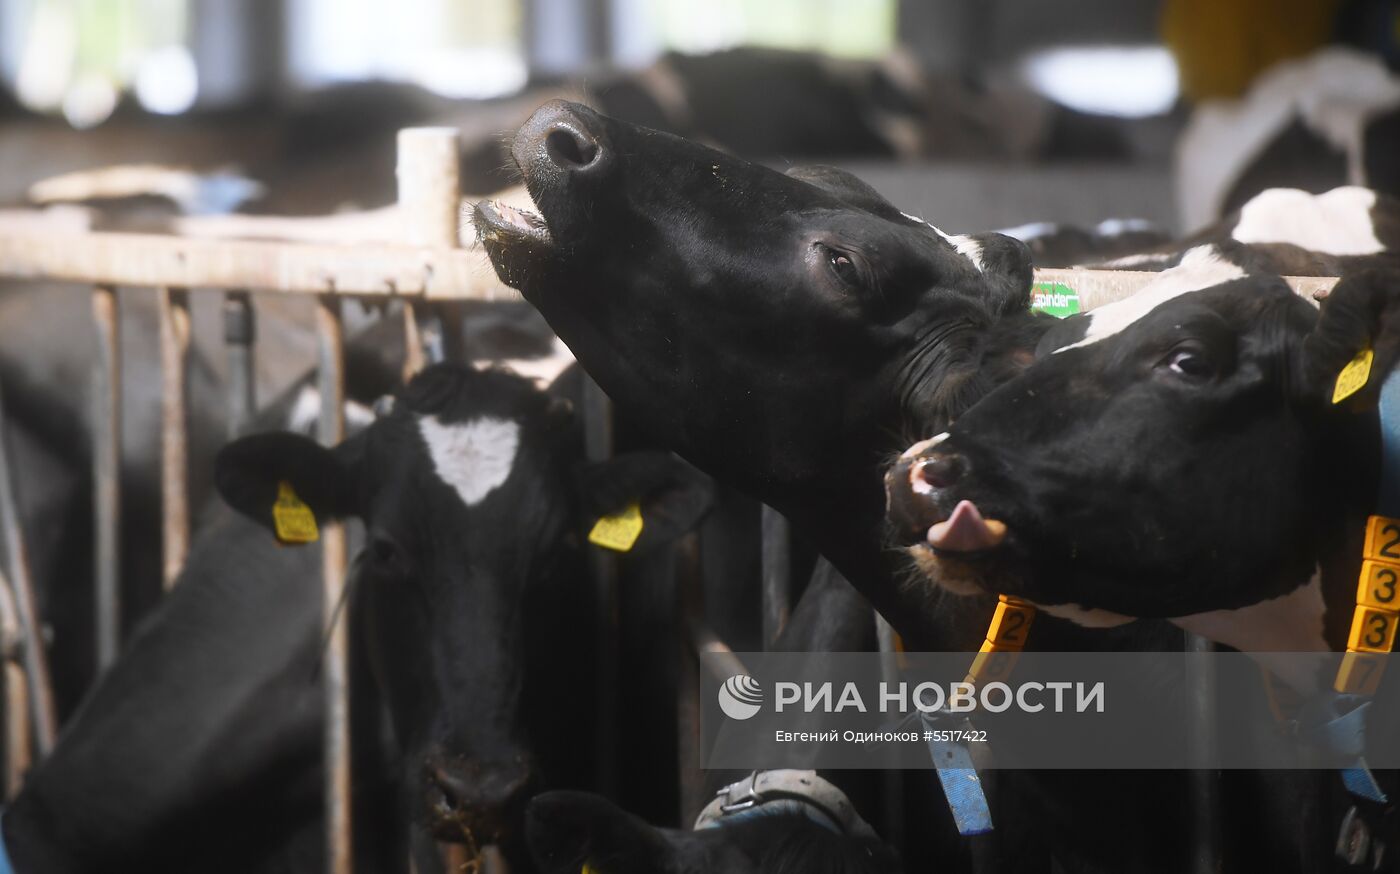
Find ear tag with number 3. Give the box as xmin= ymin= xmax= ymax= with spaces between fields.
xmin=1334 ymin=348 xmax=1374 ymax=404
xmin=272 ymin=480 xmax=319 ymax=544
xmin=588 ymin=502 xmax=644 ymax=552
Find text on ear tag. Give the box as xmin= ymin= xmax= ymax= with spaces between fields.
xmin=1333 ymin=347 xmax=1374 ymax=404
xmin=272 ymin=480 xmax=319 ymax=544
xmin=588 ymin=502 xmax=644 ymax=552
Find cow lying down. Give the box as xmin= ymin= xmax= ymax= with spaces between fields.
xmin=887 ymin=265 xmax=1400 ymax=687
xmin=525 ymin=772 xmax=900 ymax=874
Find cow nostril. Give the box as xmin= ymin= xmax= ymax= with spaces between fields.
xmin=545 ymin=125 xmax=599 ymax=171
xmin=915 ymin=454 xmax=966 ymax=491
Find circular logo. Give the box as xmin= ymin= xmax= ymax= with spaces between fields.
xmin=718 ymin=674 xmax=763 ymax=720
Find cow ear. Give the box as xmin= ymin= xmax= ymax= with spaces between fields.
xmin=525 ymin=791 xmax=676 ymax=874
xmin=1303 ymin=269 xmax=1400 ymax=408
xmin=577 ymin=451 xmax=715 ymax=554
xmin=966 ymin=232 xmax=1035 ymax=318
xmin=215 ymin=431 xmax=362 ymax=543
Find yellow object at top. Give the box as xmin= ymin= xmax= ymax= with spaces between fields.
xmin=1162 ymin=0 xmax=1342 ymax=99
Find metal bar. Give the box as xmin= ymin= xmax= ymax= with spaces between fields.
xmin=0 ymin=230 xmax=515 ymax=300
xmin=874 ymin=613 xmax=905 ymax=854
xmin=401 ymin=300 xmax=426 ymax=380
xmin=760 ymin=504 xmax=790 ymax=648
xmin=675 ymin=531 xmax=705 ymax=824
xmin=158 ymin=287 xmax=191 ymax=589
xmin=91 ymin=284 xmax=122 ymax=669
xmin=0 ymin=382 xmax=56 ymax=755
xmin=0 ymin=568 xmax=31 ymax=800
xmin=223 ymin=290 xmax=256 ymax=438
xmin=1185 ymin=633 xmax=1220 ymax=874
xmin=317 ymin=296 xmax=352 ymax=874
xmin=581 ymin=374 xmax=618 ymax=797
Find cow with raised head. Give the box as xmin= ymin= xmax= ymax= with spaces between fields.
xmin=1 ymin=363 xmax=712 ymax=873
xmin=473 ymin=101 xmax=1400 ymax=872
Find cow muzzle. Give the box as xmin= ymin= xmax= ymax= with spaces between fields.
xmin=886 ymin=437 xmax=1007 ymax=554
xmin=514 ymin=100 xmax=611 ymax=182
xmin=424 ymin=753 xmax=537 ymax=843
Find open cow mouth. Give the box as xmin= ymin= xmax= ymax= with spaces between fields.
xmin=474 ymin=199 xmax=555 ymax=251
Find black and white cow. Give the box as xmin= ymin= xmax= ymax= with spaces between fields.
xmin=886 ymin=265 xmax=1400 ymax=873
xmin=887 ymin=263 xmax=1400 ymax=676
xmin=525 ymin=772 xmax=901 ymax=874
xmin=1 ymin=363 xmax=712 ymax=873
xmin=474 ymin=102 xmax=1400 ymax=872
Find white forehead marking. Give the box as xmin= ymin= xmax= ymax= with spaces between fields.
xmin=1230 ymin=186 xmax=1383 ymax=256
xmin=1055 ymin=245 xmax=1246 ymax=353
xmin=417 ymin=415 xmax=520 ymax=507
xmin=900 ymin=210 xmax=985 ymax=272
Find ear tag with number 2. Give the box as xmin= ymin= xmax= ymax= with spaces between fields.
xmin=272 ymin=480 xmax=319 ymax=544
xmin=1334 ymin=348 xmax=1375 ymax=404
xmin=588 ymin=502 xmax=644 ymax=552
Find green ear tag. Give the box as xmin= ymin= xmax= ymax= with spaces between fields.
xmin=588 ymin=502 xmax=644 ymax=552
xmin=272 ymin=480 xmax=319 ymax=544
xmin=1029 ymin=281 xmax=1081 ymax=318
xmin=1334 ymin=348 xmax=1375 ymax=404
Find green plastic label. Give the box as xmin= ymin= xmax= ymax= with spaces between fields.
xmin=1030 ymin=282 xmax=1081 ymax=318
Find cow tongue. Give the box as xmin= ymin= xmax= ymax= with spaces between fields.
xmin=927 ymin=500 xmax=1007 ymax=552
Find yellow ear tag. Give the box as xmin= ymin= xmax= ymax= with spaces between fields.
xmin=1333 ymin=347 xmax=1375 ymax=404
xmin=272 ymin=480 xmax=319 ymax=544
xmin=588 ymin=502 xmax=644 ymax=552
xmin=581 ymin=864 xmax=600 ymax=874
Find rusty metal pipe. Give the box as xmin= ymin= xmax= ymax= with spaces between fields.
xmin=91 ymin=284 xmax=122 ymax=668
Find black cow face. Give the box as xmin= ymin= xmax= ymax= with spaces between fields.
xmin=887 ymin=269 xmax=1400 ymax=622
xmin=524 ymin=791 xmax=900 ymax=874
xmin=475 ymin=100 xmax=1035 ymax=492
xmin=216 ymin=364 xmax=713 ymax=850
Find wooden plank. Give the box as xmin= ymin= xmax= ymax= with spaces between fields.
xmin=1033 ymin=268 xmax=1338 ymax=310
xmin=158 ymin=287 xmax=191 ymax=589
xmin=0 ymin=230 xmax=518 ymax=300
xmin=91 ymin=285 xmax=122 ymax=665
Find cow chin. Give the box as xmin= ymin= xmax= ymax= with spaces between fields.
xmin=905 ymin=543 xmax=1003 ymax=597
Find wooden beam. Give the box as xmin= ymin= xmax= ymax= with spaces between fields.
xmin=1033 ymin=268 xmax=1338 ymax=310
xmin=0 ymin=230 xmax=518 ymax=300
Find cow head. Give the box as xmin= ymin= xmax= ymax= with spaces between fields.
xmin=216 ymin=364 xmax=712 ymax=851
xmin=524 ymin=791 xmax=900 ymax=874
xmin=475 ymin=100 xmax=1037 ymax=497
xmin=887 ymin=265 xmax=1400 ymax=627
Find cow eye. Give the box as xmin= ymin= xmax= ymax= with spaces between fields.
xmin=1163 ymin=346 xmax=1213 ymax=380
xmin=367 ymin=534 xmax=403 ymax=570
xmin=817 ymin=243 xmax=861 ymax=287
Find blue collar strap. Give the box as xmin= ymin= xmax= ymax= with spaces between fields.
xmin=920 ymin=709 xmax=994 ymax=836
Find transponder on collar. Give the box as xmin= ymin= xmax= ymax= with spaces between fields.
xmin=694 ymin=770 xmax=878 ymax=841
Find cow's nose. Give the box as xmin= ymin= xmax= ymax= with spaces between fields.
xmin=515 ymin=100 xmax=609 ymax=178
xmin=914 ymin=453 xmax=966 ymax=491
xmin=429 ymin=758 xmax=536 ymax=838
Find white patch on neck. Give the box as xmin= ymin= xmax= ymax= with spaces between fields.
xmin=1230 ymin=186 xmax=1384 ymax=256
xmin=417 ymin=415 xmax=520 ymax=507
xmin=901 ymin=210 xmax=985 ymax=272
xmin=1055 ymin=245 xmax=1246 ymax=352
xmin=1034 ymin=601 xmax=1135 ymax=628
xmin=1170 ymin=571 xmax=1329 ymax=693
